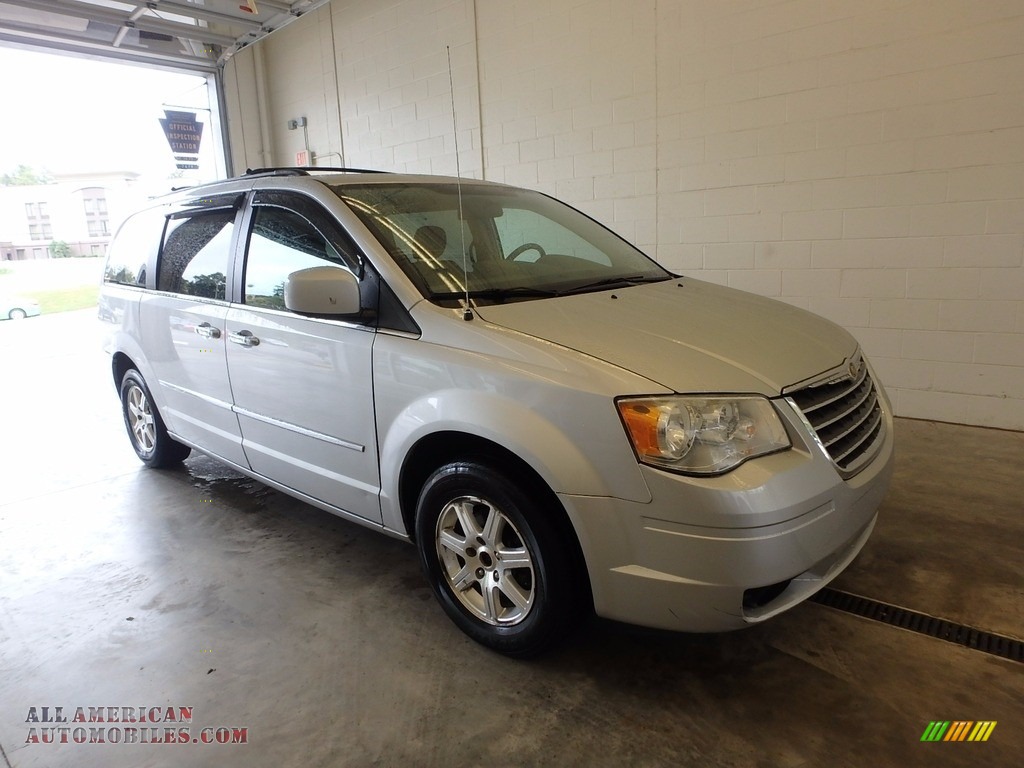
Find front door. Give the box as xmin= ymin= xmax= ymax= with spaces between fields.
xmin=225 ymin=194 xmax=381 ymax=523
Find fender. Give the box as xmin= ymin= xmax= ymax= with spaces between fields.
xmin=376 ymin=388 xmax=653 ymax=535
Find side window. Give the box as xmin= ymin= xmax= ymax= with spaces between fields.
xmin=157 ymin=210 xmax=235 ymax=300
xmin=104 ymin=208 xmax=164 ymax=287
xmin=243 ymin=206 xmax=359 ymax=311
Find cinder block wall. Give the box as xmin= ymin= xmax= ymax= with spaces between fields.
xmin=224 ymin=0 xmax=1024 ymax=430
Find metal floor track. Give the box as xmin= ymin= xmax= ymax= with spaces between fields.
xmin=811 ymin=588 xmax=1023 ymax=663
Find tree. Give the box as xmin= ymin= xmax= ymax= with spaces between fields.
xmin=49 ymin=240 xmax=72 ymax=259
xmin=186 ymin=272 xmax=226 ymax=300
xmin=1 ymin=165 xmax=52 ymax=186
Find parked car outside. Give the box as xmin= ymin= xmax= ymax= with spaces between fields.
xmin=99 ymin=168 xmax=894 ymax=656
xmin=0 ymin=295 xmax=41 ymax=320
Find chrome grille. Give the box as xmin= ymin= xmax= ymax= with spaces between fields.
xmin=788 ymin=359 xmax=885 ymax=477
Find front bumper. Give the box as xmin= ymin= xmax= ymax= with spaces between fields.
xmin=560 ymin=399 xmax=895 ymax=632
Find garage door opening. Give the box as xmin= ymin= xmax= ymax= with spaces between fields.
xmin=0 ymin=46 xmax=226 ymax=331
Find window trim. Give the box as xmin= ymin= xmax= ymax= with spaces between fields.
xmin=241 ymin=204 xmax=358 ymax=312
xmin=237 ymin=190 xmax=368 ymax=318
xmin=233 ymin=189 xmax=419 ymax=335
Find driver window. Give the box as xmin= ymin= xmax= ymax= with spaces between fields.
xmin=494 ymin=208 xmax=611 ymax=265
xmin=244 ymin=206 xmax=359 ymax=310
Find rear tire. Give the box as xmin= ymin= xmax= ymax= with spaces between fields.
xmin=415 ymin=461 xmax=582 ymax=657
xmin=8 ymin=309 xmax=26 ymax=320
xmin=119 ymin=369 xmax=191 ymax=468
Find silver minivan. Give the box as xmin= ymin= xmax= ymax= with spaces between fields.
xmin=100 ymin=168 xmax=894 ymax=655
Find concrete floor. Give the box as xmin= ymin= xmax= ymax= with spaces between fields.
xmin=1 ymin=309 xmax=1021 ymax=768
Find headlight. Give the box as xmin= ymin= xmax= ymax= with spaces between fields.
xmin=616 ymin=396 xmax=790 ymax=475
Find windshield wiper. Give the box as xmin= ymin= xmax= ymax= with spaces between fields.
xmin=561 ymin=274 xmax=670 ymax=295
xmin=430 ymin=286 xmax=562 ymax=303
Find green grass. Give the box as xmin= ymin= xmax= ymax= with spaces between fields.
xmin=24 ymin=285 xmax=99 ymax=314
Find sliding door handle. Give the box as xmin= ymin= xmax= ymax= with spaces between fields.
xmin=195 ymin=322 xmax=221 ymax=339
xmin=228 ymin=330 xmax=260 ymax=347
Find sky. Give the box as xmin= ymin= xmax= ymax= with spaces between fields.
xmin=0 ymin=46 xmax=218 ymax=184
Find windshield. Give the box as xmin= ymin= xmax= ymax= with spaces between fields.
xmin=332 ymin=183 xmax=671 ymax=305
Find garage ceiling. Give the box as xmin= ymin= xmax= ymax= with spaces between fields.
xmin=0 ymin=0 xmax=330 ymax=73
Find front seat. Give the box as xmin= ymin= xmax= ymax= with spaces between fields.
xmin=413 ymin=225 xmax=447 ymax=263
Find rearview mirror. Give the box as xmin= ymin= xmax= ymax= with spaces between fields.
xmin=284 ymin=266 xmax=361 ymax=316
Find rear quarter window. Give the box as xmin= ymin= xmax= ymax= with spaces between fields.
xmin=104 ymin=208 xmax=165 ymax=288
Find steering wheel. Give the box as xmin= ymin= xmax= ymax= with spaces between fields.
xmin=507 ymin=242 xmax=547 ymax=262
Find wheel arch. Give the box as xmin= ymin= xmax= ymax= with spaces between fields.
xmin=399 ymin=430 xmax=594 ymax=611
xmin=111 ymin=351 xmax=138 ymax=391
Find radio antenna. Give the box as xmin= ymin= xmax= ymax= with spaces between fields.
xmin=447 ymin=45 xmax=473 ymax=321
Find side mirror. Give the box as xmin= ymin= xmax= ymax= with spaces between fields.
xmin=284 ymin=266 xmax=361 ymax=316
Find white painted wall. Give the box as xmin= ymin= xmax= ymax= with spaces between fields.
xmin=223 ymin=0 xmax=1024 ymax=430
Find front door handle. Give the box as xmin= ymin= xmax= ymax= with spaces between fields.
xmin=228 ymin=330 xmax=260 ymax=347
xmin=195 ymin=322 xmax=221 ymax=339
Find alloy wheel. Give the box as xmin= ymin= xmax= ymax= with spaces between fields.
xmin=126 ymin=384 xmax=156 ymax=453
xmin=434 ymin=495 xmax=536 ymax=626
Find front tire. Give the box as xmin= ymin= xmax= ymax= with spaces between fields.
xmin=415 ymin=461 xmax=582 ymax=657
xmin=119 ymin=369 xmax=191 ymax=468
xmin=8 ymin=308 xmax=26 ymax=320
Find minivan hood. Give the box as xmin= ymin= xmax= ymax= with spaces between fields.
xmin=472 ymin=278 xmax=857 ymax=395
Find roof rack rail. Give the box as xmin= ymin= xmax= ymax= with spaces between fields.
xmin=243 ymin=166 xmax=390 ymax=177
xmin=243 ymin=168 xmax=310 ymax=177
xmin=306 ymin=166 xmax=391 ymax=174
